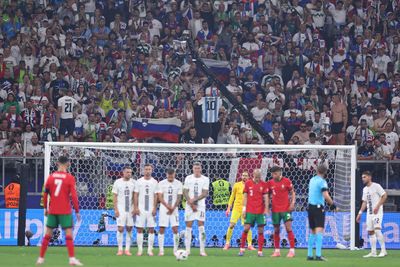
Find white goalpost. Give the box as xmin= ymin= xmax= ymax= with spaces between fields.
xmin=44 ymin=142 xmax=357 ymax=250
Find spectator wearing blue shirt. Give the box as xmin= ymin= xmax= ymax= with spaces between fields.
xmin=307 ymin=164 xmax=336 ymax=261
xmin=92 ymin=16 xmax=110 ymax=47
xmin=262 ymin=112 xmax=273 ymax=133
xmin=196 ymin=21 xmax=213 ymax=43
xmin=1 ymin=13 xmax=22 ymax=40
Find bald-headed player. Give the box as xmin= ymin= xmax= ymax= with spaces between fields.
xmin=238 ymin=169 xmax=269 ymax=257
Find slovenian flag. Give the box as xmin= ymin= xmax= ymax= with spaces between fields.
xmin=131 ymin=118 xmax=182 ymax=143
xmin=202 ymin=58 xmax=231 ymax=82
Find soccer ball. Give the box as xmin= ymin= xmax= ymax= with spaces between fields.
xmin=175 ymin=250 xmax=188 ymax=261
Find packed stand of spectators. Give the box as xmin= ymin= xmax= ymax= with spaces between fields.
xmin=0 ymin=0 xmax=400 ymax=161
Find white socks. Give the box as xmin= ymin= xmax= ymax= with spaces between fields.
xmin=199 ymin=226 xmax=206 ymax=253
xmin=369 ymin=234 xmax=377 ymax=254
xmin=125 ymin=231 xmax=132 ymax=251
xmin=137 ymin=233 xmax=144 ymax=253
xmin=173 ymin=233 xmax=179 ymax=253
xmin=148 ymin=233 xmax=155 ymax=252
xmin=117 ymin=231 xmax=123 ymax=251
xmin=159 ymin=233 xmax=179 ymax=253
xmin=158 ymin=234 xmax=165 ymax=253
xmin=185 ymin=227 xmax=192 ymax=253
xmin=375 ymin=230 xmax=386 ymax=252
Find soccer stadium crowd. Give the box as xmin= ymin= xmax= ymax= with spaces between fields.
xmin=0 ymin=0 xmax=400 ymax=160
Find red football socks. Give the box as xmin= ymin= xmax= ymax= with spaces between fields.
xmin=258 ymin=234 xmax=264 ymax=252
xmin=287 ymin=231 xmax=295 ymax=249
xmin=65 ymin=235 xmax=75 ymax=258
xmin=274 ymin=230 xmax=280 ymax=249
xmin=39 ymin=234 xmax=51 ymax=258
xmin=240 ymin=232 xmax=248 ymax=249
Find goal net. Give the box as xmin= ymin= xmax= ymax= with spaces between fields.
xmin=44 ymin=143 xmax=356 ymax=249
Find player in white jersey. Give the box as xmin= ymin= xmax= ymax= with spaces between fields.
xmin=112 ymin=166 xmax=136 ymax=256
xmin=183 ymin=162 xmax=210 ymax=256
xmin=356 ymin=171 xmax=388 ymax=258
xmin=134 ymin=164 xmax=159 ymax=256
xmin=157 ymin=168 xmax=183 ymax=256
xmin=57 ymin=89 xmax=80 ymax=141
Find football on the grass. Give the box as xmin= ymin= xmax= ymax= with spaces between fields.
xmin=175 ymin=250 xmax=188 ymax=261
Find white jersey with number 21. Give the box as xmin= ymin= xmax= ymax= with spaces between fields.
xmin=58 ymin=96 xmax=78 ymax=119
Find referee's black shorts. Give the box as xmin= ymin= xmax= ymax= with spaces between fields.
xmin=307 ymin=204 xmax=325 ymax=229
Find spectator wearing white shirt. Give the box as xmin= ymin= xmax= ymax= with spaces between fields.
xmin=189 ymin=10 xmax=203 ymax=37
xmin=39 ymin=46 xmax=60 ymax=72
xmin=304 ymin=132 xmax=322 ymax=158
xmin=226 ymin=77 xmax=243 ymax=96
xmin=329 ymin=1 xmax=348 ymax=28
xmin=2 ymin=47 xmax=17 ymax=71
xmin=359 ymin=105 xmax=374 ymax=128
xmin=312 ymin=112 xmax=324 ymax=136
xmin=26 ymin=135 xmax=43 ymax=157
xmin=22 ymin=45 xmax=36 ymax=72
xmin=251 ymin=100 xmax=269 ymax=122
xmin=265 ymin=88 xmax=282 ymax=111
xmin=374 ymin=46 xmax=392 ymax=75
xmin=242 ymin=33 xmax=260 ymax=55
xmin=309 ymin=1 xmax=326 ymax=29
xmin=374 ymin=135 xmax=392 ymax=160
xmin=383 ymin=122 xmax=399 ymax=154
xmin=292 ymin=24 xmax=312 ymax=47
xmin=283 ymin=100 xmax=302 ymax=120
xmin=227 ymin=125 xmax=240 ymax=144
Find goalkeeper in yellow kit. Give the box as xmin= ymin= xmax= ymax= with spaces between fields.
xmin=223 ymin=171 xmax=255 ymax=250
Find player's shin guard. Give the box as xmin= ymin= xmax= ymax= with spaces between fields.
xmin=185 ymin=227 xmax=192 ymax=253
xmin=148 ymin=233 xmax=155 ymax=252
xmin=65 ymin=235 xmax=75 ymax=258
xmin=125 ymin=231 xmax=132 ymax=252
xmin=158 ymin=234 xmax=164 ymax=253
xmin=173 ymin=233 xmax=179 ymax=253
xmin=39 ymin=234 xmax=51 ymax=258
xmin=307 ymin=234 xmax=315 ymax=257
xmin=117 ymin=231 xmax=123 ymax=251
xmin=287 ymin=231 xmax=295 ymax=249
xmin=375 ymin=230 xmax=386 ymax=252
xmin=226 ymin=227 xmax=233 ymax=245
xmin=369 ymin=234 xmax=377 ymax=254
xmin=274 ymin=230 xmax=280 ymax=250
xmin=315 ymin=233 xmax=323 ymax=257
xmin=199 ymin=226 xmax=206 ymax=253
xmin=240 ymin=231 xmax=248 ymax=249
xmin=137 ymin=233 xmax=144 ymax=253
xmin=258 ymin=234 xmax=265 ymax=252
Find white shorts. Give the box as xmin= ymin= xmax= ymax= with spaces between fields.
xmin=135 ymin=211 xmax=156 ymax=228
xmin=184 ymin=207 xmax=206 ymax=222
xmin=159 ymin=209 xmax=179 ymax=227
xmin=116 ymin=211 xmax=134 ymax=227
xmin=366 ymin=213 xmax=383 ymax=231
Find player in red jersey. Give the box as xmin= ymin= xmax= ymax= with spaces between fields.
xmin=266 ymin=166 xmax=296 ymax=258
xmin=36 ymin=156 xmax=83 ymax=266
xmin=238 ymin=169 xmax=269 ymax=257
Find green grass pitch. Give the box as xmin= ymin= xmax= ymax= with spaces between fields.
xmin=1 ymin=247 xmax=399 ymax=267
